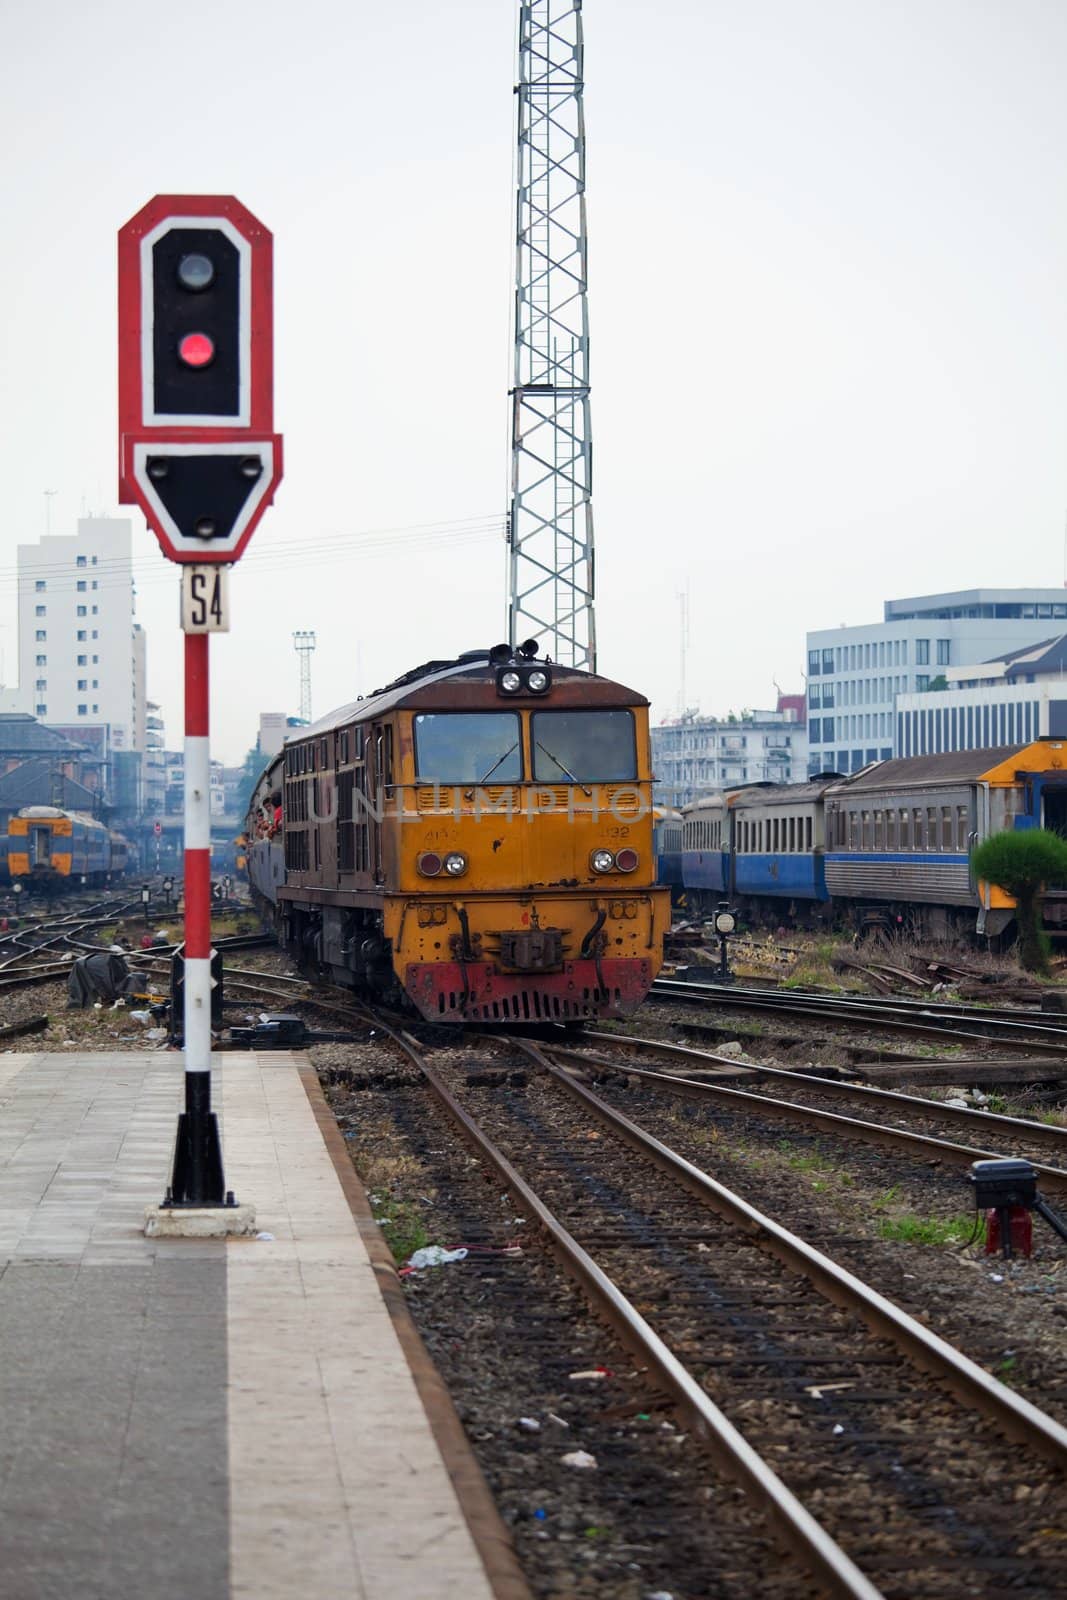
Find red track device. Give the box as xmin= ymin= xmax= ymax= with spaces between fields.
xmin=117 ymin=194 xmax=283 ymax=564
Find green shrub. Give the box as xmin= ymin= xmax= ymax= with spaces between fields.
xmin=971 ymin=829 xmax=1067 ymax=974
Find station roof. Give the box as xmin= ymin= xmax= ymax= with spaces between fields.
xmin=0 ymin=759 xmax=98 ymax=813
xmin=0 ymin=714 xmax=87 ymax=756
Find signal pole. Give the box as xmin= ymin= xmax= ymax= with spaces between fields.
xmin=118 ymin=193 xmax=283 ymax=1229
xmin=506 ymin=0 xmax=595 ymax=671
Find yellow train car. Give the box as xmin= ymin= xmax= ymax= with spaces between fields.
xmin=247 ymin=646 xmax=670 ymax=1022
xmin=8 ymin=806 xmax=115 ymax=888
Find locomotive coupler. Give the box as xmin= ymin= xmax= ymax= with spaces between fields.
xmin=497 ymin=927 xmax=564 ymax=973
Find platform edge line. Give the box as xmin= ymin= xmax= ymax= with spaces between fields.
xmin=294 ymin=1059 xmax=535 ymax=1600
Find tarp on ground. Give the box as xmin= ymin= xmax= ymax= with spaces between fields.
xmin=67 ymin=951 xmax=136 ymax=1008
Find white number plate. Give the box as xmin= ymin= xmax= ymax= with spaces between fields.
xmin=181 ymin=566 xmax=231 ymax=633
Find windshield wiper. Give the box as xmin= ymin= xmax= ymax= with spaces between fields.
xmin=464 ymin=742 xmax=519 ymax=797
xmin=535 ymin=741 xmax=592 ymax=796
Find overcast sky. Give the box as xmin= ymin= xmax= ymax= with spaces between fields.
xmin=2 ymin=0 xmax=1066 ymax=763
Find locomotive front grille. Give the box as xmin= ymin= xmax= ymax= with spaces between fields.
xmin=436 ymin=986 xmax=618 ymax=1022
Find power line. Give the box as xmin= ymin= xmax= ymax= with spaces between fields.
xmin=0 ymin=512 xmax=504 ymax=600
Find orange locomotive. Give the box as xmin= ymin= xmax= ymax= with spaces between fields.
xmin=246 ymin=645 xmax=669 ymax=1022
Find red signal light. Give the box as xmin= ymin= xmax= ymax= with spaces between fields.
xmin=178 ymin=332 xmax=215 ymax=368
xmin=615 ymin=848 xmax=639 ymax=872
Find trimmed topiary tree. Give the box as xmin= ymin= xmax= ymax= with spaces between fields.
xmin=971 ymin=828 xmax=1067 ymax=974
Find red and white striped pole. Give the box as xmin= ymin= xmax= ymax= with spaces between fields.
xmin=165 ymin=629 xmax=229 ymax=1207
xmin=183 ymin=631 xmax=213 ymax=1074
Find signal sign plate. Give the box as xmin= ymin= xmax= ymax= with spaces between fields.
xmin=181 ymin=565 xmax=231 ymax=633
xmin=127 ymin=437 xmax=282 ymax=563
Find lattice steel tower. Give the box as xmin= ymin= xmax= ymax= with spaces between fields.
xmin=292 ymin=631 xmax=316 ymax=723
xmin=506 ymin=0 xmax=595 ymax=670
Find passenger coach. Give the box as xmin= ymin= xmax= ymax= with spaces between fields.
xmin=7 ymin=806 xmax=118 ymax=889
xmin=823 ymin=743 xmax=1067 ymax=938
xmin=675 ymin=740 xmax=1067 ymax=940
xmin=732 ymin=779 xmax=835 ymax=919
xmin=680 ymin=792 xmax=730 ymax=909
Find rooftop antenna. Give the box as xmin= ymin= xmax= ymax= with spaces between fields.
xmin=678 ymin=587 xmax=690 ymax=716
xmin=292 ymin=631 xmax=317 ymax=723
xmin=44 ymin=489 xmax=57 ymax=536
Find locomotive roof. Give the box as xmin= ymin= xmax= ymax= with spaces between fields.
xmin=0 ymin=761 xmax=98 ymax=813
xmin=287 ymin=652 xmax=649 ymax=739
xmin=830 ymin=745 xmax=1024 ymax=791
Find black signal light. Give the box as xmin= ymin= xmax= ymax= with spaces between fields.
xmin=176 ymin=252 xmax=215 ymax=292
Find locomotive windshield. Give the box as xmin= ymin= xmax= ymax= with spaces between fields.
xmin=532 ymin=710 xmax=637 ymax=783
xmin=414 ymin=713 xmax=522 ymax=784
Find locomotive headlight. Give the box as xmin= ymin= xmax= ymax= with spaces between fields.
xmin=526 ymin=668 xmax=550 ymax=693
xmin=591 ymin=848 xmax=616 ymax=873
xmin=444 ymin=852 xmax=468 ymax=876
xmin=499 ymin=670 xmax=522 ymax=694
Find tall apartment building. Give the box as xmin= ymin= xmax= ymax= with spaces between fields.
xmin=16 ymin=517 xmax=146 ymax=757
xmin=652 ymin=702 xmax=808 ymax=808
xmin=144 ymin=701 xmax=166 ymax=817
xmin=805 ymin=589 xmax=1067 ymax=776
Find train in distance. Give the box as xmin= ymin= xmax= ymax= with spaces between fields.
xmin=4 ymin=806 xmax=131 ymax=891
xmin=669 ymin=740 xmax=1067 ymax=942
xmin=245 ymin=642 xmax=671 ymax=1023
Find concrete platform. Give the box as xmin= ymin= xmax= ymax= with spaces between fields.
xmin=0 ymin=1051 xmax=501 ymax=1600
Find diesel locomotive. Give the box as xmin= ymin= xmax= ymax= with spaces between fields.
xmin=246 ymin=645 xmax=670 ymax=1021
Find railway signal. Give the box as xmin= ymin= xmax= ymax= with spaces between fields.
xmin=119 ymin=194 xmax=280 ymax=1226
xmin=117 ymin=194 xmax=283 ymax=564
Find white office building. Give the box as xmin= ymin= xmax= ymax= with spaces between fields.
xmin=805 ymin=589 xmax=1067 ymax=775
xmin=896 ymin=633 xmax=1067 ymax=756
xmin=16 ymin=517 xmax=146 ymax=756
xmin=652 ymin=704 xmax=808 ymax=808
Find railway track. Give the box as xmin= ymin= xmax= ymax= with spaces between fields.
xmin=653 ymin=975 xmax=1067 ymax=1054
xmin=359 ymin=1010 xmax=1067 ymax=1599
xmin=549 ymin=1029 xmax=1067 ymax=1196
xmin=0 ymin=898 xmax=143 ymax=969
xmin=0 ymin=933 xmax=279 ymax=1000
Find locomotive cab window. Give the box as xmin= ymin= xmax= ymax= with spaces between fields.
xmin=414 ymin=713 xmax=521 ymax=784
xmin=531 ymin=710 xmax=637 ymax=783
